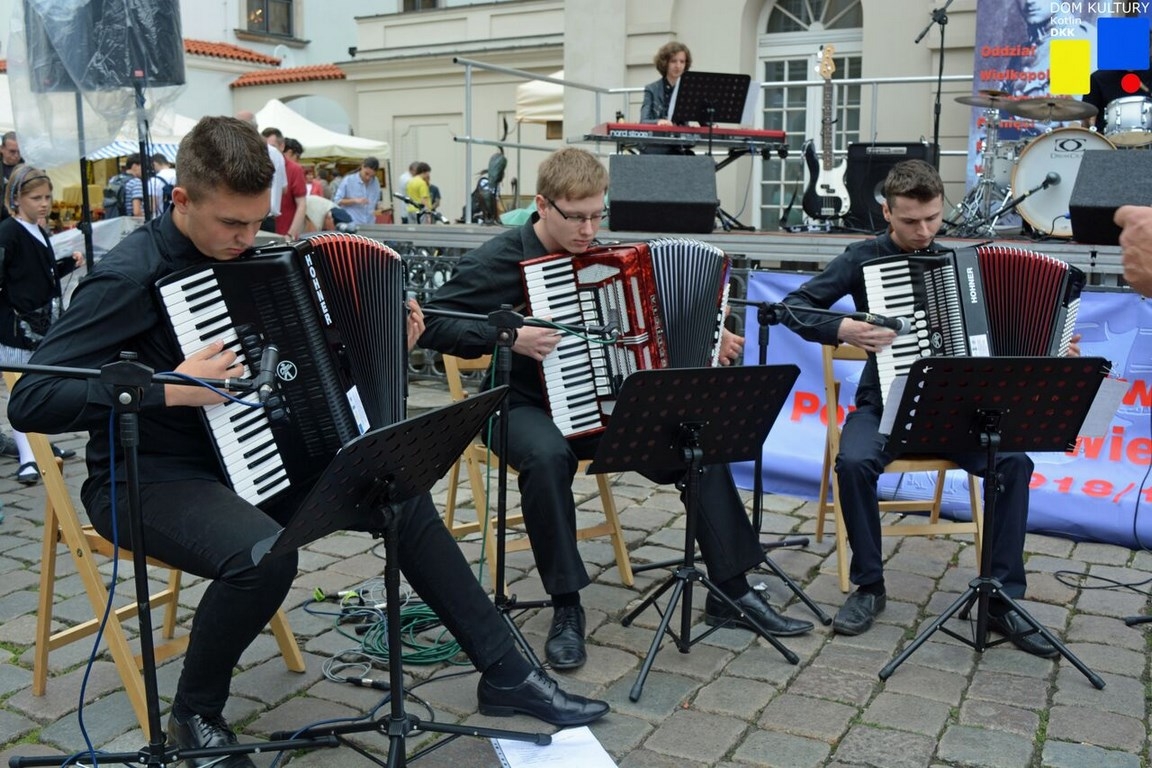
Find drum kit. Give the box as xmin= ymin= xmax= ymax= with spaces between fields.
xmin=949 ymin=89 xmax=1152 ymax=239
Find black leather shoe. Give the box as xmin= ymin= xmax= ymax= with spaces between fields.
xmin=704 ymin=590 xmax=813 ymax=637
xmin=477 ymin=669 xmax=609 ymax=727
xmin=989 ymin=609 xmax=1059 ymax=658
xmin=832 ymin=590 xmax=886 ymax=636
xmin=544 ymin=605 xmax=586 ymax=670
xmin=51 ymin=443 xmax=76 ymax=460
xmin=166 ymin=713 xmax=257 ymax=768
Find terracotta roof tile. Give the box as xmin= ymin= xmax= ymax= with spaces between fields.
xmin=231 ymin=64 xmax=346 ymax=89
xmin=185 ymin=39 xmax=281 ymax=66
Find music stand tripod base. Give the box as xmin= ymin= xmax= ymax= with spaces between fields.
xmin=6 ymin=357 xmax=339 ymax=768
xmin=255 ymin=387 xmax=551 ymax=765
xmin=589 ymin=366 xmax=805 ymax=701
xmin=874 ymin=357 xmax=1109 ymax=690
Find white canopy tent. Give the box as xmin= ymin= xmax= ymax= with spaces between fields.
xmin=254 ymin=99 xmax=389 ymax=162
xmin=515 ymin=71 xmax=563 ymax=124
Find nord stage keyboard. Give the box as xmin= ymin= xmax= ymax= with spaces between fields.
xmin=586 ymin=122 xmax=787 ymax=157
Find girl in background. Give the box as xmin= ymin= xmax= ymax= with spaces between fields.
xmin=0 ymin=165 xmax=83 ymax=483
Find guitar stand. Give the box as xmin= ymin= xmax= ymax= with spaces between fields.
xmin=873 ymin=357 xmax=1110 ymax=690
xmin=589 ymin=366 xmax=805 ymax=701
xmin=254 ymin=388 xmax=550 ymax=766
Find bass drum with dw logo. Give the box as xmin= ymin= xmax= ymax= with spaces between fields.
xmin=1011 ymin=127 xmax=1114 ymax=238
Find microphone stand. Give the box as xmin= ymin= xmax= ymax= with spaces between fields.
xmin=6 ymin=356 xmax=334 ymax=768
xmin=915 ymin=0 xmax=955 ymax=168
xmin=727 ymin=299 xmax=832 ymax=625
xmin=959 ymin=175 xmax=1055 ymax=237
xmin=423 ymin=306 xmax=617 ymax=668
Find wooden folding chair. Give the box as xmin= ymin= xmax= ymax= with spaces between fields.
xmin=440 ymin=354 xmax=634 ymax=587
xmin=5 ymin=373 xmax=306 ymax=739
xmin=815 ymin=345 xmax=984 ymax=592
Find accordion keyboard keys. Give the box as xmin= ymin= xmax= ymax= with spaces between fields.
xmin=523 ymin=258 xmax=606 ymax=436
xmin=862 ymin=258 xmax=932 ymax=401
xmin=158 ymin=271 xmax=291 ymax=506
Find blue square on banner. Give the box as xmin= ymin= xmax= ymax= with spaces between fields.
xmin=1098 ymin=17 xmax=1150 ymax=70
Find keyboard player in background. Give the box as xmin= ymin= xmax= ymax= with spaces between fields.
xmin=639 ymin=41 xmax=695 ymax=155
xmin=8 ymin=117 xmax=608 ymax=764
xmin=780 ymin=158 xmax=1076 ymax=656
xmin=420 ymin=146 xmax=812 ymax=674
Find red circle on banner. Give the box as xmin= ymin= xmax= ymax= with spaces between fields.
xmin=1121 ymin=73 xmax=1143 ymax=94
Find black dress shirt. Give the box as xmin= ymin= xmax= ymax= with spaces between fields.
xmin=419 ymin=217 xmax=552 ymax=408
xmin=0 ymin=217 xmax=78 ymax=348
xmin=780 ymin=232 xmax=944 ymax=410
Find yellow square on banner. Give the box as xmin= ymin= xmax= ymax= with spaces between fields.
xmin=1050 ymin=39 xmax=1090 ymax=95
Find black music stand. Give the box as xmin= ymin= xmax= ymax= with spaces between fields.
xmin=876 ymin=357 xmax=1110 ymax=690
xmin=669 ymin=71 xmax=756 ymax=232
xmin=590 ymin=365 xmax=803 ymax=702
xmin=670 ymin=71 xmax=752 ymax=127
xmin=253 ymin=387 xmax=551 ymax=767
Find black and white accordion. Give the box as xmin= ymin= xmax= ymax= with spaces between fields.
xmin=156 ymin=233 xmax=407 ymax=508
xmin=863 ymin=243 xmax=1086 ymax=401
xmin=520 ymin=237 xmax=730 ymax=438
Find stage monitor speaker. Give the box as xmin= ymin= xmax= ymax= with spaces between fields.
xmin=843 ymin=142 xmax=936 ymax=231
xmin=608 ymin=154 xmax=717 ymax=233
xmin=1069 ymin=150 xmax=1152 ymax=245
xmin=25 ymin=0 xmax=185 ymax=93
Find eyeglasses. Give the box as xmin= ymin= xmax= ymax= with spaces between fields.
xmin=546 ymin=197 xmax=608 ymax=225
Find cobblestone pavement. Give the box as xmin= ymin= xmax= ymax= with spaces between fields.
xmin=1 ymin=380 xmax=1150 ymax=768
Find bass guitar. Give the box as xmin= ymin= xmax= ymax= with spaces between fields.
xmin=802 ymin=45 xmax=850 ymax=220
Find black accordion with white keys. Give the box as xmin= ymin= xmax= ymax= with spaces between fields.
xmin=156 ymin=233 xmax=407 ymax=508
xmin=520 ymin=237 xmax=730 ymax=438
xmin=863 ymin=243 xmax=1085 ymax=402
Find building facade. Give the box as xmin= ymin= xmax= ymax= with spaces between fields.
xmin=2 ymin=0 xmax=984 ymax=227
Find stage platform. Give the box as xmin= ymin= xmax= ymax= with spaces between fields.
xmin=362 ymin=222 xmax=1127 ymax=284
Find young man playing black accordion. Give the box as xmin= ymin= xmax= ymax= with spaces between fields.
xmin=9 ymin=118 xmax=607 ymax=767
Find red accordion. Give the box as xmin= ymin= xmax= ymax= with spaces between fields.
xmin=521 ymin=238 xmax=730 ymax=438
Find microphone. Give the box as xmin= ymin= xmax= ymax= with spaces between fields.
xmin=254 ymin=344 xmax=280 ymax=405
xmin=598 ymin=309 xmax=621 ymax=340
xmin=344 ymin=676 xmax=390 ymax=691
xmin=851 ymin=312 xmax=912 ymax=336
xmin=1042 ymin=171 xmax=1060 ymax=188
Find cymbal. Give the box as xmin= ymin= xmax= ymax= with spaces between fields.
xmin=955 ymin=93 xmax=1015 ymax=109
xmin=1009 ymin=97 xmax=1098 ymax=121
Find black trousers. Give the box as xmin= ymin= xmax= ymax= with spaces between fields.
xmin=492 ymin=403 xmax=764 ymax=596
xmin=88 ymin=479 xmax=512 ymax=718
xmin=836 ymin=405 xmax=1034 ymax=597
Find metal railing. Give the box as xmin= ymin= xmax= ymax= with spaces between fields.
xmin=453 ymin=57 xmax=627 ymax=222
xmin=451 ymin=60 xmax=979 ymax=220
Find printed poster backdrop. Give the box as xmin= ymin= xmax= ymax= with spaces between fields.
xmin=729 ymin=270 xmax=1152 ymax=551
xmin=966 ymin=0 xmax=1139 ymax=187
